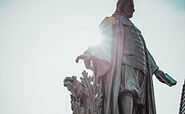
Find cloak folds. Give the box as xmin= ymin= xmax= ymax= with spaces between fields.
xmin=84 ymin=16 xmax=157 ymax=114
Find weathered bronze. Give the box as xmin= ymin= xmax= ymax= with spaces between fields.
xmin=179 ymin=81 xmax=185 ymax=114
xmin=64 ymin=0 xmax=177 ymax=114
xmin=64 ymin=71 xmax=103 ymax=114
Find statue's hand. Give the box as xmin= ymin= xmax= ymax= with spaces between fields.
xmin=75 ymin=53 xmax=95 ymax=70
xmin=75 ymin=54 xmax=91 ymax=63
xmin=154 ymin=69 xmax=177 ymax=87
xmin=155 ymin=69 xmax=165 ymax=83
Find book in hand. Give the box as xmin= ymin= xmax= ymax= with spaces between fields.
xmin=156 ymin=72 xmax=177 ymax=87
xmin=163 ymin=73 xmax=177 ymax=87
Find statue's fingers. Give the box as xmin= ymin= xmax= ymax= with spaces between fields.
xmin=75 ymin=55 xmax=87 ymax=63
xmin=75 ymin=57 xmax=79 ymax=63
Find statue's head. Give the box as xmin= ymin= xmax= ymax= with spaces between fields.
xmin=115 ymin=0 xmax=135 ymax=18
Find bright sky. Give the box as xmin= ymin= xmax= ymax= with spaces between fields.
xmin=0 ymin=0 xmax=185 ymax=114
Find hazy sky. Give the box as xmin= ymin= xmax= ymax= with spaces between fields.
xmin=0 ymin=0 xmax=185 ymax=114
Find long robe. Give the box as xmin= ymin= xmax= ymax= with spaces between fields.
xmin=84 ymin=15 xmax=158 ymax=114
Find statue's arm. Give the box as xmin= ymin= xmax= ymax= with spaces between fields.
xmin=76 ymin=17 xmax=115 ymax=72
xmin=147 ymin=49 xmax=177 ymax=87
xmin=146 ymin=48 xmax=159 ymax=74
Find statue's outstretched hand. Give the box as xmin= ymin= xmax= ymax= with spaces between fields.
xmin=75 ymin=54 xmax=92 ymax=63
xmin=155 ymin=69 xmax=166 ymax=83
xmin=75 ymin=53 xmax=94 ymax=70
xmin=155 ymin=69 xmax=177 ymax=87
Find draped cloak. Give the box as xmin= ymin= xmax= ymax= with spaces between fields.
xmin=84 ymin=15 xmax=158 ymax=114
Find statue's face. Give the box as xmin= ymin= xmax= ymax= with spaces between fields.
xmin=123 ymin=1 xmax=135 ymax=18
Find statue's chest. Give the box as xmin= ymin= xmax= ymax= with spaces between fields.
xmin=123 ymin=25 xmax=148 ymax=73
xmin=123 ymin=26 xmax=145 ymax=54
xmin=124 ymin=26 xmax=143 ymax=44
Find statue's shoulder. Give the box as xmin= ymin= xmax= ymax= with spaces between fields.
xmin=101 ymin=17 xmax=115 ymax=24
xmin=99 ymin=17 xmax=115 ymax=30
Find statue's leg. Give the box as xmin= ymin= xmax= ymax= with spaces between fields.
xmin=132 ymin=105 xmax=146 ymax=114
xmin=119 ymin=92 xmax=133 ymax=114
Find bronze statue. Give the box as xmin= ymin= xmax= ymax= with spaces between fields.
xmin=65 ymin=0 xmax=177 ymax=114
